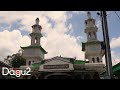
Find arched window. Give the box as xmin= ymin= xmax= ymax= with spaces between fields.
xmin=35 ymin=37 xmax=37 ymax=44
xmin=92 ymin=58 xmax=95 ymax=63
xmin=97 ymin=57 xmax=99 ymax=62
xmin=88 ymin=32 xmax=91 ymax=38
xmin=29 ymin=61 xmax=31 ymax=65
xmin=93 ymin=32 xmax=96 ymax=39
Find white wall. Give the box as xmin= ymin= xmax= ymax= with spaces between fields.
xmin=23 ymin=48 xmax=44 ymax=59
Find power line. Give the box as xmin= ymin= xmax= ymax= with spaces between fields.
xmin=114 ymin=11 xmax=120 ymax=22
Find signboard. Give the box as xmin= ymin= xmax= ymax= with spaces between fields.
xmin=44 ymin=64 xmax=69 ymax=69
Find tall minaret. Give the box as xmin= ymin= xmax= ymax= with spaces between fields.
xmin=21 ymin=18 xmax=47 ymax=66
xmin=85 ymin=11 xmax=98 ymax=41
xmin=82 ymin=12 xmax=105 ymax=63
xmin=29 ymin=18 xmax=43 ymax=46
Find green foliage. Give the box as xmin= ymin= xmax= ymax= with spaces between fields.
xmin=11 ymin=56 xmax=26 ymax=68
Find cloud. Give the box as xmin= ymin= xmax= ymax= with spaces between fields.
xmin=111 ymin=51 xmax=120 ymax=65
xmin=1 ymin=11 xmax=119 ymax=66
xmin=1 ymin=11 xmax=119 ymax=67
xmin=72 ymin=11 xmax=86 ymax=15
xmin=102 ymin=51 xmax=120 ymax=66
xmin=96 ymin=20 xmax=101 ymax=28
xmin=110 ymin=37 xmax=120 ymax=48
xmin=0 ymin=30 xmax=30 ymax=61
xmin=41 ymin=30 xmax=85 ymax=59
xmin=0 ymin=11 xmax=85 ymax=62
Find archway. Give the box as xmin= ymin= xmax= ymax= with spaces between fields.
xmin=97 ymin=57 xmax=99 ymax=62
xmin=92 ymin=58 xmax=95 ymax=63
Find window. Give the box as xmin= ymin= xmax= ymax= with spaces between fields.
xmin=92 ymin=58 xmax=95 ymax=63
xmin=88 ymin=32 xmax=91 ymax=38
xmin=35 ymin=37 xmax=37 ymax=44
xmin=93 ymin=32 xmax=96 ymax=39
xmin=29 ymin=61 xmax=31 ymax=65
xmin=97 ymin=57 xmax=99 ymax=62
xmin=35 ymin=39 xmax=37 ymax=44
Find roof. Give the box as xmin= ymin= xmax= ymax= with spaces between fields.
xmin=32 ymin=59 xmax=86 ymax=68
xmin=32 ymin=62 xmax=42 ymax=67
xmin=101 ymin=62 xmax=120 ymax=75
xmin=74 ymin=60 xmax=86 ymax=64
xmin=0 ymin=61 xmax=12 ymax=68
xmin=21 ymin=45 xmax=47 ymax=54
xmin=112 ymin=62 xmax=120 ymax=74
xmin=43 ymin=56 xmax=75 ymax=64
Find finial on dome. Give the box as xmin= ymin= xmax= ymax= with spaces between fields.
xmin=36 ymin=17 xmax=39 ymax=25
xmin=87 ymin=11 xmax=92 ymax=19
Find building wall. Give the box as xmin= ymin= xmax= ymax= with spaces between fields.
xmin=85 ymin=43 xmax=101 ymax=54
xmin=23 ymin=48 xmax=44 ymax=59
xmin=85 ymin=43 xmax=103 ymax=63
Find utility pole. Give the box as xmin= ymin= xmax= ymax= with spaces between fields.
xmin=100 ymin=11 xmax=113 ymax=79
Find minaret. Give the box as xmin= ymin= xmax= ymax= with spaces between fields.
xmin=85 ymin=11 xmax=98 ymax=41
xmin=82 ymin=12 xmax=105 ymax=63
xmin=21 ymin=18 xmax=47 ymax=66
xmin=29 ymin=18 xmax=43 ymax=46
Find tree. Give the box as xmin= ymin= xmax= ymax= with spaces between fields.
xmin=11 ymin=55 xmax=26 ymax=68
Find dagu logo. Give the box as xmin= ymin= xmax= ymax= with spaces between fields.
xmin=2 ymin=67 xmax=31 ymax=77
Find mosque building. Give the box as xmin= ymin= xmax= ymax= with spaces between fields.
xmin=19 ymin=12 xmax=106 ymax=79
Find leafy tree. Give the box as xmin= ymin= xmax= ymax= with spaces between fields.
xmin=11 ymin=55 xmax=26 ymax=68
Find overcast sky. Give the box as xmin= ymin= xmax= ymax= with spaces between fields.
xmin=0 ymin=11 xmax=120 ymax=66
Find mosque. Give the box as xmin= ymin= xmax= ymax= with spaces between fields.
xmin=19 ymin=12 xmax=105 ymax=79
